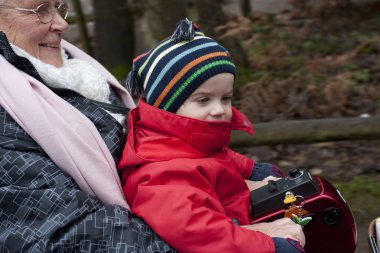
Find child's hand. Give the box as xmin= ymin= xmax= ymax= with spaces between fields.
xmin=245 ymin=176 xmax=280 ymax=191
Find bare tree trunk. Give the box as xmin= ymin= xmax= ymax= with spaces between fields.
xmin=144 ymin=0 xmax=187 ymax=41
xmin=186 ymin=0 xmax=228 ymax=38
xmin=241 ymin=0 xmax=252 ymax=17
xmin=71 ymin=0 xmax=92 ymax=55
xmin=92 ymin=0 xmax=134 ymax=69
xmin=230 ymin=116 xmax=380 ymax=147
xmin=129 ymin=0 xmax=187 ymax=53
xmin=129 ymin=0 xmax=248 ymax=67
xmin=187 ymin=0 xmax=249 ymax=66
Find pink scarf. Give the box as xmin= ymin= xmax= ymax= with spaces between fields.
xmin=0 ymin=40 xmax=135 ymax=210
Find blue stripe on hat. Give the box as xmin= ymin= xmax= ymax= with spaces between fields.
xmin=146 ymin=41 xmax=219 ymax=99
xmin=142 ymin=36 xmax=209 ymax=90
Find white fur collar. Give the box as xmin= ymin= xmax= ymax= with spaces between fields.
xmin=11 ymin=44 xmax=126 ymax=124
xmin=11 ymin=44 xmax=111 ymax=104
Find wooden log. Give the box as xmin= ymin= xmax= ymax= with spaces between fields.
xmin=230 ymin=115 xmax=380 ymax=147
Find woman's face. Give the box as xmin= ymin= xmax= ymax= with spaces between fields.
xmin=0 ymin=0 xmax=68 ymax=67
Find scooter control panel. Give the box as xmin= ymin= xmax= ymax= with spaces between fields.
xmin=250 ymin=169 xmax=321 ymax=217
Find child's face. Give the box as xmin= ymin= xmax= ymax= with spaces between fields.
xmin=176 ymin=73 xmax=234 ymax=121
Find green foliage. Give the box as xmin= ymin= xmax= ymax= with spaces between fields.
xmin=304 ymin=35 xmax=338 ymax=56
xmin=282 ymin=56 xmax=304 ymax=72
xmin=251 ymin=70 xmax=271 ymax=82
xmin=359 ymin=44 xmax=377 ymax=54
xmin=234 ymin=65 xmax=256 ymax=100
xmin=242 ymin=11 xmax=380 ymax=103
xmin=375 ymin=15 xmax=380 ymax=26
xmin=236 ymin=65 xmax=254 ymax=86
xmin=108 ymin=63 xmax=132 ymax=83
xmin=334 ymin=175 xmax=380 ymax=200
xmin=342 ymin=63 xmax=360 ymax=72
xmin=304 ymin=72 xmax=329 ymax=86
xmin=251 ymin=23 xmax=273 ymax=34
xmin=353 ymin=69 xmax=371 ymax=83
xmin=350 ymin=31 xmax=367 ymax=44
xmin=333 ymin=175 xmax=380 ymax=216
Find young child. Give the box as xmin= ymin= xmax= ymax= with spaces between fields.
xmin=118 ymin=19 xmax=305 ymax=253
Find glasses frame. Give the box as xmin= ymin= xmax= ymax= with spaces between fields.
xmin=0 ymin=2 xmax=68 ymax=24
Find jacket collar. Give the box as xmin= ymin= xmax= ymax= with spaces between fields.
xmin=0 ymin=32 xmax=43 ymax=82
xmin=130 ymin=99 xmax=253 ymax=156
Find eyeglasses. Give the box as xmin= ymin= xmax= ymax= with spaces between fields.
xmin=0 ymin=2 xmax=68 ymax=24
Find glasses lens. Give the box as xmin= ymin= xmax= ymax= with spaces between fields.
xmin=35 ymin=3 xmax=53 ymax=23
xmin=35 ymin=2 xmax=68 ymax=23
xmin=57 ymin=3 xmax=68 ymax=20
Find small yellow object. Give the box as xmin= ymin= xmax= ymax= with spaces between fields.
xmin=283 ymin=191 xmax=297 ymax=204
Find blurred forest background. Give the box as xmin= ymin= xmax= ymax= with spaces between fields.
xmin=64 ymin=0 xmax=380 ymax=252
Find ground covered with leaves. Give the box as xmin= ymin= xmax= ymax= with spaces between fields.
xmin=217 ymin=2 xmax=380 ymax=252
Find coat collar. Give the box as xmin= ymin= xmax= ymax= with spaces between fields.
xmin=0 ymin=32 xmax=43 ymax=82
xmin=129 ymin=99 xmax=253 ymax=157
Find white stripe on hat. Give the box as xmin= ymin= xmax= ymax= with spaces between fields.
xmin=142 ymin=35 xmax=208 ymax=90
xmin=138 ymin=31 xmax=205 ymax=76
xmin=146 ymin=41 xmax=219 ymax=99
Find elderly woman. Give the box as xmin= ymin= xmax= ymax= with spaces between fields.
xmin=0 ymin=0 xmax=175 ymax=252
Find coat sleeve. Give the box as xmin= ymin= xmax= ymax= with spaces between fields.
xmin=227 ymin=148 xmax=255 ymax=179
xmin=125 ymin=161 xmax=275 ymax=253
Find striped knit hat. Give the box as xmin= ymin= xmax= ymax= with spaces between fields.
xmin=126 ymin=18 xmax=236 ymax=113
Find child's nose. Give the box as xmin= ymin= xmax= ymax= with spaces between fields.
xmin=210 ymin=103 xmax=226 ymax=117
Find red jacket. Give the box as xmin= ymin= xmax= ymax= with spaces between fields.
xmin=118 ymin=100 xmax=275 ymax=253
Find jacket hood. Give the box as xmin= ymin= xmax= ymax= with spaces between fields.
xmin=119 ymin=99 xmax=253 ymax=169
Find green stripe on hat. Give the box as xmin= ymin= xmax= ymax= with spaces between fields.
xmin=163 ymin=60 xmax=235 ymax=110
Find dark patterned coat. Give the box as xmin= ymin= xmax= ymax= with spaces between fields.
xmin=0 ymin=32 xmax=175 ymax=253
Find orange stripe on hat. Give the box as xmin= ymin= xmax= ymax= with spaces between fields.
xmin=153 ymin=51 xmax=228 ymax=107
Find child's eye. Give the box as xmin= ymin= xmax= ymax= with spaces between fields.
xmin=196 ymin=97 xmax=209 ymax=104
xmin=222 ymin=96 xmax=232 ymax=102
